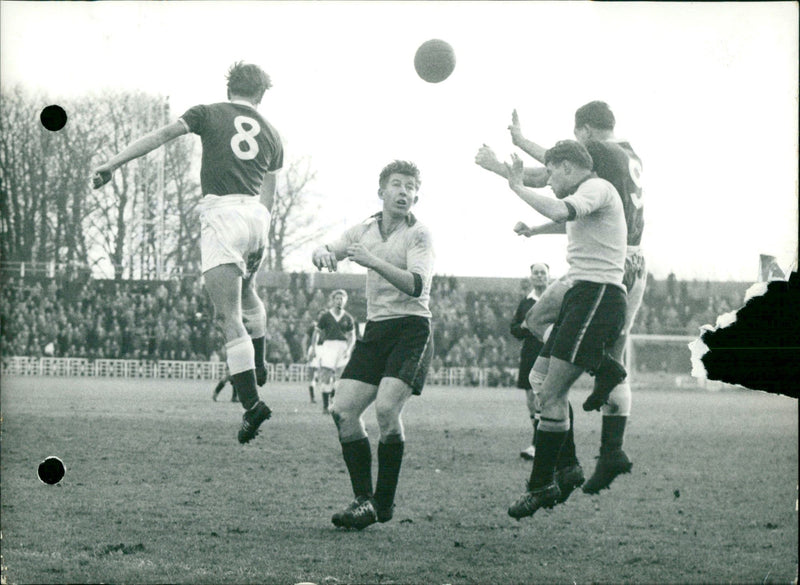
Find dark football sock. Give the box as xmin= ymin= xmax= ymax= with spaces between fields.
xmin=529 ymin=429 xmax=568 ymax=490
xmin=309 ymin=386 xmax=315 ymax=401
xmin=322 ymin=393 xmax=329 ymax=410
xmin=600 ymin=415 xmax=627 ymax=455
xmin=556 ymin=403 xmax=578 ymax=469
xmin=251 ymin=337 xmax=266 ymax=369
xmin=374 ymin=438 xmax=404 ymax=511
xmin=341 ymin=437 xmax=372 ymax=499
xmin=231 ymin=370 xmax=259 ymax=410
xmin=531 ymin=415 xmax=539 ymax=446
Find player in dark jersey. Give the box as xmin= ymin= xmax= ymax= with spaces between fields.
xmin=309 ymin=290 xmax=356 ymax=413
xmin=475 ymin=101 xmax=644 ymax=495
xmin=92 ymin=62 xmax=283 ymax=445
xmin=511 ymin=263 xmax=549 ymax=460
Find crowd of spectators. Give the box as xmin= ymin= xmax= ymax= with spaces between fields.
xmin=1 ymin=271 xmax=747 ymax=382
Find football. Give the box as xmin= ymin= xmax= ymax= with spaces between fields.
xmin=414 ymin=39 xmax=456 ymax=83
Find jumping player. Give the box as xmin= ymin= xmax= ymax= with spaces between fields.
xmin=310 ymin=290 xmax=356 ymax=414
xmin=476 ymin=101 xmax=644 ymax=493
xmin=503 ymin=141 xmax=627 ymax=519
xmin=312 ymin=160 xmax=435 ymax=530
xmin=510 ymin=263 xmax=549 ymax=460
xmin=92 ymin=62 xmax=283 ymax=444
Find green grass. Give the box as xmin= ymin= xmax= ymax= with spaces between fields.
xmin=1 ymin=376 xmax=797 ymax=584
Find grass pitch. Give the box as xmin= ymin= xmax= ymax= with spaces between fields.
xmin=1 ymin=375 xmax=797 ymax=584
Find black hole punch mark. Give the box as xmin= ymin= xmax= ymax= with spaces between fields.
xmin=40 ymin=105 xmax=68 ymax=132
xmin=38 ymin=456 xmax=66 ymax=485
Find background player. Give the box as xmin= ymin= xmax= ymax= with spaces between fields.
xmin=502 ymin=141 xmax=627 ymax=519
xmin=476 ymin=101 xmax=644 ymax=493
xmin=310 ymin=289 xmax=356 ymax=414
xmin=312 ymin=160 xmax=435 ymax=530
xmin=510 ymin=263 xmax=549 ymax=460
xmin=303 ymin=320 xmax=321 ymax=404
xmin=92 ymin=61 xmax=283 ymax=444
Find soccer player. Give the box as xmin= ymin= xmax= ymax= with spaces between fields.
xmin=510 ymin=263 xmax=549 ymax=460
xmin=303 ymin=321 xmax=321 ymax=404
xmin=310 ymin=290 xmax=356 ymax=414
xmin=477 ymin=101 xmax=644 ymax=493
xmin=502 ymin=141 xmax=627 ymax=519
xmin=311 ymin=160 xmax=435 ymax=530
xmin=92 ymin=62 xmax=283 ymax=444
xmin=212 ymin=370 xmax=239 ymax=403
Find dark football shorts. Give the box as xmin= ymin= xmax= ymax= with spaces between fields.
xmin=340 ymin=315 xmax=433 ymax=395
xmin=540 ymin=281 xmax=627 ymax=374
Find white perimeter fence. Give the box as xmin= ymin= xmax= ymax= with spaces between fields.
xmin=2 ymin=335 xmax=714 ymax=388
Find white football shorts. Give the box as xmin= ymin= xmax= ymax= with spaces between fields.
xmin=198 ymin=194 xmax=270 ymax=277
xmin=318 ymin=340 xmax=349 ymax=370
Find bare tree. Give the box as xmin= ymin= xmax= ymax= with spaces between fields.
xmin=267 ymin=156 xmax=333 ymax=272
xmin=0 ymin=88 xmax=99 ymax=269
xmin=84 ymin=91 xmax=198 ymax=280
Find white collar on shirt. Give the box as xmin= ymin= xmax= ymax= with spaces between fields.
xmin=230 ymin=99 xmax=257 ymax=110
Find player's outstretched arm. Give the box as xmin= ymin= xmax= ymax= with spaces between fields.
xmin=513 ymin=221 xmax=566 ymax=237
xmin=509 ymin=109 xmax=548 ymax=164
xmin=475 ymin=144 xmax=548 ymax=188
xmin=92 ymin=121 xmax=188 ymax=188
xmin=506 ymin=154 xmax=569 ymax=222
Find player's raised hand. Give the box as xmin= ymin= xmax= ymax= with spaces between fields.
xmin=508 ymin=109 xmax=524 ymax=146
xmin=513 ymin=221 xmax=534 ymax=237
xmin=91 ymin=168 xmax=112 ymax=189
xmin=505 ymin=153 xmax=524 ymax=189
xmin=474 ymin=144 xmax=500 ymax=171
xmin=312 ymin=246 xmax=338 ymax=272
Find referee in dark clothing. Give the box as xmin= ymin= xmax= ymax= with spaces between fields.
xmin=510 ymin=263 xmax=549 ymax=460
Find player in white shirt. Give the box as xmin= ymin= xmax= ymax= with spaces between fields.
xmin=502 ymin=141 xmax=628 ymax=519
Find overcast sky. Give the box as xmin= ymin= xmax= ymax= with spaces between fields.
xmin=2 ymin=1 xmax=797 ymax=282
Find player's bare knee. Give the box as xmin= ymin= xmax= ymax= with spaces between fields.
xmin=604 ymin=381 xmax=631 ymax=416
xmin=375 ymin=403 xmax=402 ymax=437
xmin=539 ymin=393 xmax=570 ymax=425
xmin=379 ymin=432 xmax=403 ymax=445
xmin=331 ymin=409 xmax=343 ymax=430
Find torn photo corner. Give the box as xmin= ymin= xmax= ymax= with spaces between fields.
xmin=690 ymin=264 xmax=799 ymax=398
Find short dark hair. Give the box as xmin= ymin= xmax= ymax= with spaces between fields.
xmin=544 ymin=140 xmax=594 ymax=170
xmin=530 ymin=263 xmax=549 ymax=272
xmin=379 ymin=160 xmax=421 ymax=190
xmin=574 ymin=101 xmax=615 ymax=131
xmin=226 ymin=62 xmax=272 ymax=102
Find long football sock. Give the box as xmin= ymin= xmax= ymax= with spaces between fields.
xmin=375 ymin=437 xmax=404 ymax=511
xmin=600 ymin=415 xmax=627 ymax=455
xmin=556 ymin=403 xmax=578 ymax=469
xmin=230 ymin=371 xmax=258 ymax=410
xmin=341 ymin=437 xmax=373 ymax=499
xmin=529 ymin=429 xmax=568 ymax=490
xmin=251 ymin=337 xmax=266 ymax=370
xmin=226 ymin=336 xmax=259 ymax=410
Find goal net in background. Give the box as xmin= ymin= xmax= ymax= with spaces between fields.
xmin=627 ymin=334 xmax=731 ymax=390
